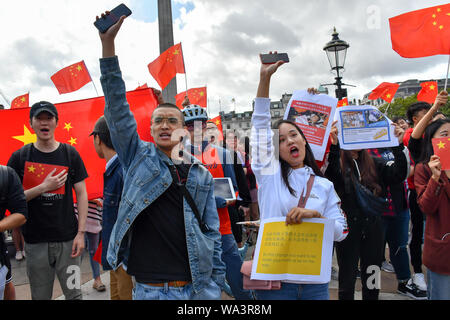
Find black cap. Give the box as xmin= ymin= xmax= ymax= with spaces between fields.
xmin=30 ymin=101 xmax=58 ymax=120
xmin=90 ymin=115 xmax=110 ymax=137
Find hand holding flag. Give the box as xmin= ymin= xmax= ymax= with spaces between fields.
xmin=23 ymin=161 xmax=68 ymax=194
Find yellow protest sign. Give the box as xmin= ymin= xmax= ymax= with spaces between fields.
xmin=256 ymin=221 xmax=324 ymax=275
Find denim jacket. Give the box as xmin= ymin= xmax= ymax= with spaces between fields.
xmin=100 ymin=56 xmax=226 ymax=292
xmin=101 ymin=156 xmax=124 ymax=271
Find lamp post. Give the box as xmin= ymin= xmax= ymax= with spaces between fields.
xmin=323 ymin=27 xmax=350 ymax=100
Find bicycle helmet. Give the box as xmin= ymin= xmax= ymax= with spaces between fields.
xmin=182 ymin=104 xmax=208 ymax=124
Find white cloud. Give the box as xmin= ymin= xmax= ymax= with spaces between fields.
xmin=1 ymin=0 xmax=448 ymax=117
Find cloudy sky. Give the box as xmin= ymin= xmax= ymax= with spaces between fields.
xmin=0 ymin=0 xmax=448 ymax=117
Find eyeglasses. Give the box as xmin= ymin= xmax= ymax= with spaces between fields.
xmin=152 ymin=117 xmax=180 ymax=126
xmin=186 ymin=121 xmax=207 ymax=131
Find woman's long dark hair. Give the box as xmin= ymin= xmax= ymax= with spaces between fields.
xmin=273 ymin=120 xmax=323 ymax=197
xmin=418 ymin=118 xmax=450 ymax=164
xmin=341 ymin=149 xmax=382 ymax=196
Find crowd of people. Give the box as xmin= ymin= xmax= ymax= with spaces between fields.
xmin=0 ymin=13 xmax=449 ymax=301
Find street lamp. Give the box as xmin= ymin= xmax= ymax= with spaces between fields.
xmin=323 ymin=27 xmax=350 ymax=100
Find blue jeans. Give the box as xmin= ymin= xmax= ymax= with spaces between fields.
xmin=85 ymin=232 xmax=101 ymax=279
xmin=255 ymin=282 xmax=329 ymax=300
xmin=382 ymin=209 xmax=411 ymax=281
xmin=221 ymin=234 xmax=253 ymax=300
xmin=133 ymin=279 xmax=221 ymax=300
xmin=427 ymin=269 xmax=450 ymax=300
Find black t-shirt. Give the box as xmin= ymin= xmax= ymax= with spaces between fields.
xmin=1 ymin=166 xmax=28 ymax=269
xmin=7 ymin=143 xmax=88 ymax=244
xmin=127 ymin=163 xmax=192 ymax=283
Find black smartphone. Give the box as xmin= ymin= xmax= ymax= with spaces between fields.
xmin=260 ymin=53 xmax=290 ymax=64
xmin=94 ymin=3 xmax=132 ymax=33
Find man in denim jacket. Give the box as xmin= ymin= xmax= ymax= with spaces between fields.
xmin=96 ymin=13 xmax=225 ymax=300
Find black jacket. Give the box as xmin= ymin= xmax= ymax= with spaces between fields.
xmin=325 ymin=144 xmax=408 ymax=218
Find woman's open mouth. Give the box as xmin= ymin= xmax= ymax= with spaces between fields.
xmin=290 ymin=146 xmax=299 ymax=158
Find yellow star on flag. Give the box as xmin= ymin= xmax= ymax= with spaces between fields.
xmin=199 ymin=91 xmax=204 ymax=97
xmin=437 ymin=141 xmax=446 ymax=149
xmin=13 ymin=125 xmax=37 ymax=145
xmin=173 ymin=49 xmax=180 ymax=55
xmin=215 ymin=120 xmax=220 ymax=125
xmin=429 ymin=85 xmax=436 ymax=90
xmin=28 ymin=165 xmax=36 ymax=173
xmin=77 ymin=65 xmax=82 ymax=71
xmin=386 ymin=94 xmax=391 ymax=98
xmin=64 ymin=122 xmax=73 ymax=132
xmin=68 ymin=137 xmax=77 ymax=146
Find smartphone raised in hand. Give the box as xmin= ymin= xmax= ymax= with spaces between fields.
xmin=94 ymin=3 xmax=132 ymax=33
xmin=260 ymin=53 xmax=290 ymax=64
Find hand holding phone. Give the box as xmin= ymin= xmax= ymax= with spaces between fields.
xmin=94 ymin=3 xmax=132 ymax=33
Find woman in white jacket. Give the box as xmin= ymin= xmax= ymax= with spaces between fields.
xmin=250 ymin=54 xmax=348 ymax=300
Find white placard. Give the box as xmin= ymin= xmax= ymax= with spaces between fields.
xmin=335 ymin=105 xmax=399 ymax=150
xmin=284 ymin=90 xmax=337 ymax=162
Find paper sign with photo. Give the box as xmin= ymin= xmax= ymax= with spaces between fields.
xmin=335 ymin=105 xmax=399 ymax=150
xmin=284 ymin=90 xmax=337 ymax=162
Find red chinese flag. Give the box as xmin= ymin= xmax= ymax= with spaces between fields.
xmin=432 ymin=137 xmax=450 ymax=170
xmin=337 ymin=97 xmax=348 ymax=108
xmin=51 ymin=61 xmax=92 ymax=94
xmin=207 ymin=115 xmax=224 ymax=141
xmin=93 ymin=240 xmax=102 ymax=264
xmin=0 ymin=88 xmax=158 ymax=200
xmin=368 ymin=82 xmax=400 ymax=103
xmin=23 ymin=161 xmax=67 ymax=194
xmin=148 ymin=43 xmax=185 ymax=90
xmin=389 ymin=4 xmax=450 ymax=58
xmin=417 ymin=81 xmax=438 ymax=104
xmin=11 ymin=93 xmax=29 ymax=109
xmin=175 ymin=87 xmax=207 ymax=109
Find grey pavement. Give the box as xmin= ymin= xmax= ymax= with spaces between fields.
xmin=9 ymin=245 xmax=413 ymax=300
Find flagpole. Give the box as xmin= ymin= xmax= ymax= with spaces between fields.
xmin=180 ymin=42 xmax=189 ymax=96
xmin=444 ymin=55 xmax=450 ymax=91
xmin=384 ymin=103 xmax=391 ymax=116
xmin=84 ymin=61 xmax=99 ymax=97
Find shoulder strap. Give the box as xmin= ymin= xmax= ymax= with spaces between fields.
xmin=0 ymin=165 xmax=8 ymax=200
xmin=166 ymin=163 xmax=210 ymax=233
xmin=297 ymin=175 xmax=315 ymax=209
xmin=19 ymin=144 xmax=33 ymax=179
